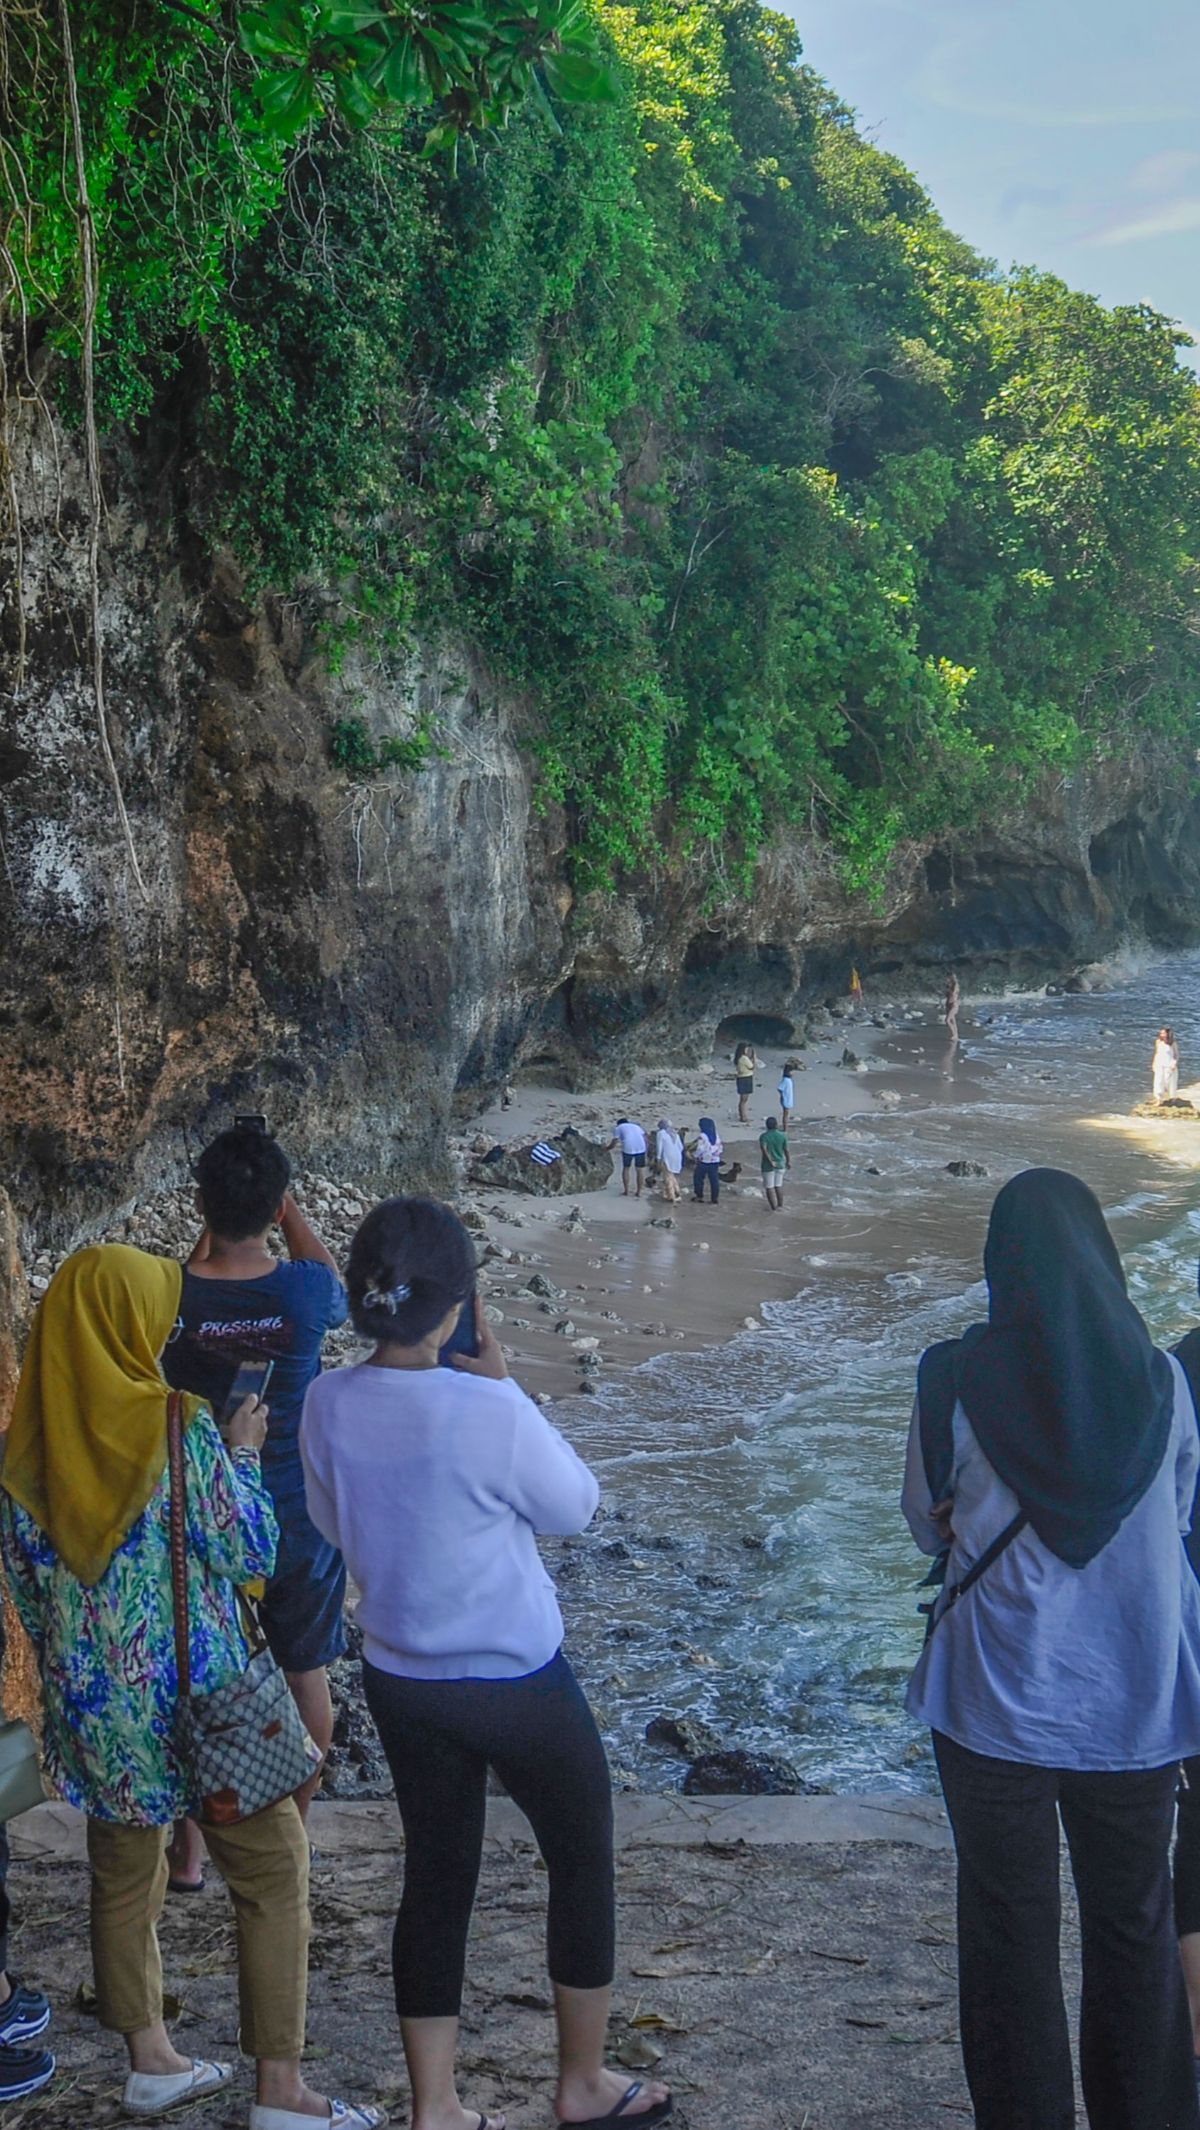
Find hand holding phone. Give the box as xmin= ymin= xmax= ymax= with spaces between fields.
xmin=449 ymin=1298 xmax=508 ymax=1382
xmin=438 ymin=1291 xmax=480 ymax=1369
xmin=227 ymin=1396 xmax=270 ymax=1453
xmin=220 ymin=1359 xmax=274 ymax=1446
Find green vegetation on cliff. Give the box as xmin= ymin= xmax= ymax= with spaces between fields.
xmin=4 ymin=0 xmax=1199 ymax=891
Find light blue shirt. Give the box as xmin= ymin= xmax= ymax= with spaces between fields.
xmin=778 ymin=1076 xmax=794 ymax=1108
xmin=902 ymin=1356 xmax=1200 ymax=1770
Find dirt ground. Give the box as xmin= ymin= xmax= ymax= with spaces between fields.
xmin=0 ymin=1796 xmax=1087 ymax=2130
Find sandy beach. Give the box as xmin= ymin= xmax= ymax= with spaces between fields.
xmin=451 ymin=1008 xmax=930 ymax=1401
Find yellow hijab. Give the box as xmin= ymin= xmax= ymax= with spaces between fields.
xmin=4 ymin=1244 xmax=204 ymax=1586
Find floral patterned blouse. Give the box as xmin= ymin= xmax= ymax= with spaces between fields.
xmin=0 ymin=1411 xmax=278 ymax=1825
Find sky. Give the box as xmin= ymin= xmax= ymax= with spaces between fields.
xmin=785 ymin=0 xmax=1200 ymax=374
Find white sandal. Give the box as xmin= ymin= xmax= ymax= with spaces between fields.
xmin=123 ymin=2059 xmax=233 ymax=2115
xmin=249 ymin=2104 xmax=386 ymax=2130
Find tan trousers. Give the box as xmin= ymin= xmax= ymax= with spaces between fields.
xmin=87 ymin=1798 xmax=310 ymax=2058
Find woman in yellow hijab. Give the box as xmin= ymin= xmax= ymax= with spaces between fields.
xmin=2 ymin=1245 xmax=381 ymax=2130
xmin=5 ymin=1246 xmax=203 ymax=1585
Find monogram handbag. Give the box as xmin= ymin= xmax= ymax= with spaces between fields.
xmin=167 ymin=1393 xmax=322 ymax=1825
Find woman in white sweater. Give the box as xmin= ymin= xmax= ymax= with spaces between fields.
xmin=301 ymin=1198 xmax=671 ymax=2130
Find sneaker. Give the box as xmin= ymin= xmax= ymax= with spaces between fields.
xmin=0 ymin=1981 xmax=50 ymax=2045
xmin=0 ymin=2043 xmax=54 ymax=2101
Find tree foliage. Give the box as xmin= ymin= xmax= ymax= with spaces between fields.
xmin=3 ymin=0 xmax=1199 ymax=894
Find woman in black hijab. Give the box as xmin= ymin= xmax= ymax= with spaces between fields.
xmin=902 ymin=1168 xmax=1200 ymax=2130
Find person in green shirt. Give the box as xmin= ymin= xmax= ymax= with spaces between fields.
xmin=758 ymin=1116 xmax=791 ymax=1211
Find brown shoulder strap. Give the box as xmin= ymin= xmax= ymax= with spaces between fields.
xmin=166 ymin=1392 xmax=191 ymax=1700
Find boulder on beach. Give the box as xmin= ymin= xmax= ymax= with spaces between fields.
xmin=645 ymin=1713 xmax=725 ymax=1761
xmin=469 ymin=1126 xmax=614 ymax=1196
xmin=682 ymin=1749 xmax=818 ymax=1797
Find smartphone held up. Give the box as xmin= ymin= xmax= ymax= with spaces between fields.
xmin=220 ymin=1358 xmax=274 ymax=1433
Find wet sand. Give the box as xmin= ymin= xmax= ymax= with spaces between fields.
xmin=454 ymin=1014 xmax=944 ymax=1401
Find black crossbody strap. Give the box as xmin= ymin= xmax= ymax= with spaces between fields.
xmin=922 ymin=1510 xmax=1028 ymax=1639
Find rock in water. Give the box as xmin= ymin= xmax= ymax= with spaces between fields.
xmin=645 ymin=1714 xmax=724 ymax=1760
xmin=945 ymin=1159 xmax=989 ymax=1177
xmin=682 ymin=1749 xmax=816 ymax=1796
xmin=469 ymin=1127 xmax=613 ymax=1196
xmin=1132 ymin=1097 xmax=1200 ymax=1120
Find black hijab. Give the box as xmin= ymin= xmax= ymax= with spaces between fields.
xmin=918 ymin=1167 xmax=1174 ymax=1568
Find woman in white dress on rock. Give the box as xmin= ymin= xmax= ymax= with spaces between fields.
xmin=1153 ymin=1026 xmax=1180 ymax=1103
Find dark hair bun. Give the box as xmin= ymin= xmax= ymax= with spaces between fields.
xmin=347 ymin=1197 xmax=476 ymax=1345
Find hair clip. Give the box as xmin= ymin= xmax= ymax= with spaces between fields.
xmin=363 ymin=1280 xmax=412 ymax=1313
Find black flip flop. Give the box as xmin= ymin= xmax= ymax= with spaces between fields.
xmin=166 ymin=1876 xmax=206 ymax=1895
xmin=558 ymin=2084 xmax=673 ymax=2130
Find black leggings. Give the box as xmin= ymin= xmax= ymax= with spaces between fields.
xmin=363 ymin=1649 xmax=615 ymax=2018
xmin=1175 ymin=1755 xmax=1200 ymax=1938
xmin=693 ymin=1163 xmax=719 ymax=1202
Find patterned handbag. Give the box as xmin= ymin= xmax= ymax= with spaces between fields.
xmin=167 ymin=1393 xmax=322 ymax=1825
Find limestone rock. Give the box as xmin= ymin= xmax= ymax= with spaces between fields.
xmin=945 ymin=1160 xmax=989 ymax=1178
xmin=470 ymin=1127 xmax=613 ymax=1198
xmin=681 ymin=1749 xmax=817 ymax=1797
xmin=645 ymin=1714 xmax=724 ymax=1761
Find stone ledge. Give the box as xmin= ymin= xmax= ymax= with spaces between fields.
xmin=9 ymin=1788 xmax=950 ymax=1864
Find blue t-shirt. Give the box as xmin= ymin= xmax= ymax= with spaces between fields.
xmin=164 ymin=1260 xmax=349 ymax=1479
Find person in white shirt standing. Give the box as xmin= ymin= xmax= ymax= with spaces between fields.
xmin=301 ymin=1198 xmax=671 ymax=2130
xmin=777 ymin=1060 xmax=798 ymax=1135
xmin=654 ymin=1120 xmax=684 ymax=1203
xmin=608 ymin=1120 xmax=648 ymax=1198
xmin=902 ymin=1168 xmax=1200 ymax=2130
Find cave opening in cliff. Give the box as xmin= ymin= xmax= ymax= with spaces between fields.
xmin=714 ymin=1013 xmax=796 ymax=1049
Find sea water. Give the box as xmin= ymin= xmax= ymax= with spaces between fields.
xmin=556 ymin=949 xmax=1200 ymax=1793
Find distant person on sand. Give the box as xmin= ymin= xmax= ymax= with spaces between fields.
xmin=690 ymin=1118 xmax=723 ymax=1203
xmin=943 ymin=971 xmax=961 ymax=1041
xmin=777 ymin=1059 xmax=799 ymax=1134
xmin=733 ymin=1042 xmax=757 ymax=1124
xmin=758 ymin=1117 xmax=790 ymax=1211
xmin=903 ymin=1168 xmax=1200 ymax=2130
xmin=609 ymin=1119 xmax=648 ymax=1198
xmin=1153 ymin=1026 xmax=1180 ymax=1103
xmin=848 ymin=966 xmax=863 ymax=1007
xmin=655 ymin=1120 xmax=684 ymax=1203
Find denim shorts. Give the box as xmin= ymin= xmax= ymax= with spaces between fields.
xmin=258 ymin=1462 xmax=347 ymax=1674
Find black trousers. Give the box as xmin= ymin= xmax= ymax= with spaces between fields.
xmin=934 ymin=1732 xmax=1198 ymax=2130
xmin=364 ymin=1650 xmax=615 ymax=2019
xmin=693 ymin=1164 xmax=719 ymax=1202
xmin=0 ymin=1820 xmax=10 ymax=1976
xmin=1175 ymin=1756 xmax=1200 ymax=1939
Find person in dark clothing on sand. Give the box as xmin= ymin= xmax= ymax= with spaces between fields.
xmin=690 ymin=1120 xmax=723 ymax=1203
xmin=733 ymin=1045 xmax=757 ymax=1125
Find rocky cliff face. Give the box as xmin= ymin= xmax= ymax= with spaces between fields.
xmin=4 ymin=401 xmax=1200 ymax=1244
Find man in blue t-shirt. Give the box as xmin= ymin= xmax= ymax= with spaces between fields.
xmin=162 ymin=1126 xmax=348 ymax=1890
